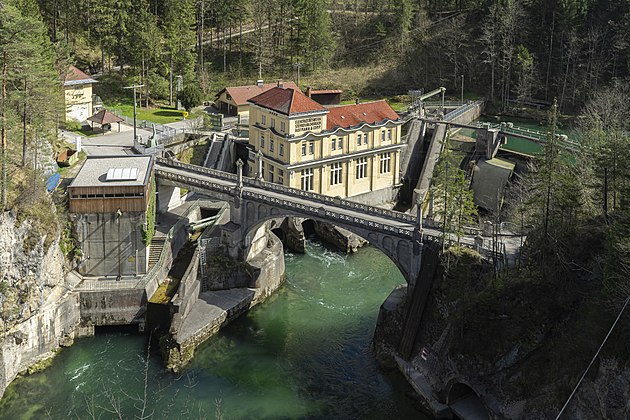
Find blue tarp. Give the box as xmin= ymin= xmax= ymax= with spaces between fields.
xmin=46 ymin=172 xmax=60 ymax=192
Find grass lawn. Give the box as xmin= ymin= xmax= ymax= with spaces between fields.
xmin=108 ymin=102 xmax=186 ymax=124
xmin=69 ymin=127 xmax=104 ymax=138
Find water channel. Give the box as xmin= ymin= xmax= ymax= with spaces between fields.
xmin=0 ymin=240 xmax=427 ymax=419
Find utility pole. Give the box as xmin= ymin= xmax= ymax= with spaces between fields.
xmin=124 ymin=84 xmax=144 ymax=142
xmin=293 ymin=62 xmax=303 ymax=88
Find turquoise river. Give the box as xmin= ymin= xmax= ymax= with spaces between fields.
xmin=0 ymin=240 xmax=428 ymax=419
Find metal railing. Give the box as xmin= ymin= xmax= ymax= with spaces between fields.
xmin=155 ymin=158 xmax=417 ymax=225
xmin=443 ymin=99 xmax=484 ymax=122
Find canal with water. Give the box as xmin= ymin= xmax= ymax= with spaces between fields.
xmin=0 ymin=240 xmax=427 ymax=419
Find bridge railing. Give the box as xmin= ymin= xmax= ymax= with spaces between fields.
xmin=156 ymin=157 xmax=417 ymax=225
xmin=443 ymin=99 xmax=484 ymax=122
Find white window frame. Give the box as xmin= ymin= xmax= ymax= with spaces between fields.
xmin=301 ymin=168 xmax=314 ymax=191
xmin=309 ymin=141 xmax=314 ymax=155
xmin=330 ymin=162 xmax=343 ymax=186
xmin=355 ymin=157 xmax=368 ymax=179
xmin=356 ymin=133 xmax=362 ymax=146
xmin=379 ymin=152 xmax=391 ymax=174
xmin=302 ymin=142 xmax=307 ymax=156
xmin=331 ymin=138 xmax=337 ymax=151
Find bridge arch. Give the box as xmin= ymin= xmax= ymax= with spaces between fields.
xmin=241 ymin=211 xmax=416 ymax=285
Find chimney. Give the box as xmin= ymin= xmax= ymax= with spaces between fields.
xmin=355 ymin=98 xmax=360 ymax=105
xmin=256 ymin=79 xmax=264 ymax=88
xmin=306 ymin=86 xmax=312 ymax=98
xmin=277 ymin=80 xmax=284 ymax=88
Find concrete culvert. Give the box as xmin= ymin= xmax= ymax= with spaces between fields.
xmin=447 ymin=383 xmax=490 ymax=420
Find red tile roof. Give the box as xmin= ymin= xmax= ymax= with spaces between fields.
xmin=219 ymin=81 xmax=299 ymax=106
xmin=249 ymin=87 xmax=326 ymax=115
xmin=64 ymin=65 xmax=97 ymax=86
xmin=310 ymin=89 xmax=342 ymax=95
xmin=326 ymin=100 xmax=399 ymax=130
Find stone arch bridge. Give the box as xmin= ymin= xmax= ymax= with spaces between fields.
xmin=154 ymin=157 xmax=446 ymax=287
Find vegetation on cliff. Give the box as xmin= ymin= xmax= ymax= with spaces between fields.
xmin=417 ymin=86 xmax=630 ymax=416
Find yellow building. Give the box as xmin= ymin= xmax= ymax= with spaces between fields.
xmin=63 ymin=66 xmax=97 ymax=122
xmin=215 ymin=80 xmax=299 ymax=118
xmin=247 ymin=85 xmax=404 ymax=201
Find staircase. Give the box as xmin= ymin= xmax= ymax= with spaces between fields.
xmin=149 ymin=237 xmax=166 ymax=268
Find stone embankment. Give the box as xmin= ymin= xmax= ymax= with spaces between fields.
xmin=0 ymin=213 xmax=83 ymax=399
xmin=160 ymin=219 xmax=285 ymax=372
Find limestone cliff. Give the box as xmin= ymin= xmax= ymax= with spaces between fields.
xmin=0 ymin=212 xmax=80 ymax=399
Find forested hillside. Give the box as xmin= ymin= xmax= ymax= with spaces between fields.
xmin=30 ymin=0 xmax=630 ymax=110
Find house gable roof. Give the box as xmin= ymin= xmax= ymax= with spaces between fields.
xmin=64 ymin=65 xmax=97 ymax=87
xmin=218 ymin=81 xmax=299 ymax=106
xmin=326 ymin=100 xmax=399 ymax=130
xmin=248 ymin=87 xmax=327 ymax=116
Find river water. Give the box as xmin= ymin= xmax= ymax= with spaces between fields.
xmin=0 ymin=240 xmax=427 ymax=419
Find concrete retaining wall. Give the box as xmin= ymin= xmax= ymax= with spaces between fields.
xmin=79 ymin=289 xmax=146 ymax=326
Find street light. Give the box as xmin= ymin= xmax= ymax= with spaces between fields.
xmin=124 ymin=84 xmax=144 ymax=143
xmin=461 ymin=74 xmax=464 ymax=105
xmin=293 ymin=62 xmax=303 ymax=88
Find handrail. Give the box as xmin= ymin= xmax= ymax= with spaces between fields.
xmin=155 ymin=158 xmax=417 ymax=224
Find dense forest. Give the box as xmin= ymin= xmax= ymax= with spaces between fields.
xmin=21 ymin=0 xmax=630 ymax=109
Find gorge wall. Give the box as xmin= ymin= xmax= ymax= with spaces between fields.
xmin=0 ymin=213 xmax=80 ymax=399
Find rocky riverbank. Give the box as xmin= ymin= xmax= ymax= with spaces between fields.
xmin=0 ymin=212 xmax=81 ymax=399
xmin=373 ymin=247 xmax=630 ymax=418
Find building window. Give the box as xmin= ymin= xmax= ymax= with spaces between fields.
xmin=281 ymin=121 xmax=286 ymax=132
xmin=309 ymin=141 xmax=314 ymax=155
xmin=337 ymin=137 xmax=343 ymax=150
xmin=364 ymin=133 xmax=368 ymax=145
xmin=279 ymin=143 xmax=284 ymax=157
xmin=387 ymin=129 xmax=392 ymax=141
xmin=330 ymin=162 xmax=343 ymax=185
xmin=331 ymin=138 xmax=337 ymax=151
xmin=357 ymin=133 xmax=362 ymax=146
xmin=271 ymin=118 xmax=275 ymax=128
xmin=379 ymin=152 xmax=391 ymax=174
xmin=261 ymin=161 xmax=265 ymax=179
xmin=301 ymin=168 xmax=314 ymax=191
xmin=278 ymin=169 xmax=284 ymax=184
xmin=260 ymin=133 xmax=265 ymax=149
xmin=356 ymin=157 xmax=368 ymax=179
xmin=270 ymin=138 xmax=275 ymax=152
xmin=269 ymin=165 xmax=274 ymax=183
xmin=381 ymin=131 xmax=386 ymax=143
xmin=302 ymin=142 xmax=307 ymax=156
xmin=262 ymin=115 xmax=267 ymax=125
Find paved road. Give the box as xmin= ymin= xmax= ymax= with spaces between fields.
xmin=61 ymin=124 xmax=153 ymax=156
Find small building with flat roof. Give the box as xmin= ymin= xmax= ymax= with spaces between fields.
xmin=69 ymin=155 xmax=155 ymax=277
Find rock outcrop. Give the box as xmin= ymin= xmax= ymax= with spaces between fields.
xmin=0 ymin=212 xmax=80 ymax=399
xmin=313 ymin=221 xmax=367 ymax=253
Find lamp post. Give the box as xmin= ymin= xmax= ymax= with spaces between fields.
xmin=124 ymin=84 xmax=144 ymax=142
xmin=293 ymin=62 xmax=303 ymax=88
xmin=461 ymin=74 xmax=464 ymax=105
